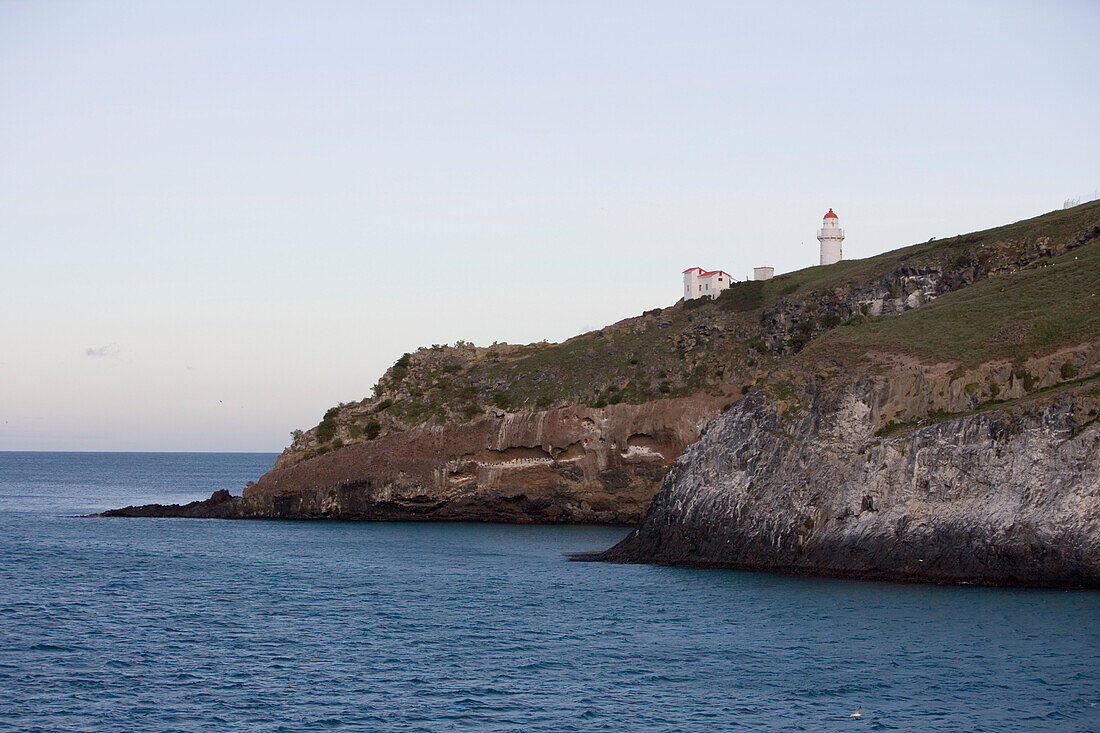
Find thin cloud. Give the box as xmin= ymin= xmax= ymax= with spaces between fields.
xmin=85 ymin=343 xmax=120 ymax=358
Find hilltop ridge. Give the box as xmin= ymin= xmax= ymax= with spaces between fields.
xmin=278 ymin=200 xmax=1100 ymax=467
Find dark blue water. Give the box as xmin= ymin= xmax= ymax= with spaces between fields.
xmin=1 ymin=453 xmax=1098 ymax=732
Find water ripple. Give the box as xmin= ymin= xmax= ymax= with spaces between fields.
xmin=1 ymin=452 xmax=1099 ymax=732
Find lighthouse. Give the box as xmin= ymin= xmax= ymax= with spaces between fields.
xmin=818 ymin=208 xmax=844 ymax=265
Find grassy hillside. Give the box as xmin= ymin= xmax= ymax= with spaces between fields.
xmin=821 ymin=235 xmax=1100 ymax=365
xmin=287 ymin=200 xmax=1100 ymax=460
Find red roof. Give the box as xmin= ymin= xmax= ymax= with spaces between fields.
xmin=824 ymin=208 xmax=838 ymax=219
xmin=684 ymin=267 xmax=731 ymax=277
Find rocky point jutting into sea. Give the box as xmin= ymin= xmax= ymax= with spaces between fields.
xmin=584 ymin=352 xmax=1100 ymax=587
xmin=101 ymin=202 xmax=1100 ymax=586
xmin=105 ymin=395 xmax=725 ymax=525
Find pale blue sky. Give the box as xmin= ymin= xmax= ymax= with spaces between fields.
xmin=1 ymin=1 xmax=1097 ymax=451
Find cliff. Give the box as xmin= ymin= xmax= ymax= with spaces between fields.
xmin=587 ymin=374 xmax=1100 ymax=587
xmin=100 ymin=200 xmax=1100 ymax=545
xmin=101 ymin=394 xmax=726 ymax=525
xmin=585 ymin=216 xmax=1100 ymax=587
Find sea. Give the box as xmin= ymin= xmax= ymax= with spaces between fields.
xmin=1 ymin=452 xmax=1098 ymax=732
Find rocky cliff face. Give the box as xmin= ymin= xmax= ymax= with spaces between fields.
xmin=590 ymin=370 xmax=1100 ymax=587
xmin=102 ymin=394 xmax=727 ymax=525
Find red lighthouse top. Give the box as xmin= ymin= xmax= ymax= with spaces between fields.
xmin=824 ymin=208 xmax=838 ymax=219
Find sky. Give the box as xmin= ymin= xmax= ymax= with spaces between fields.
xmin=1 ymin=0 xmax=1098 ymax=451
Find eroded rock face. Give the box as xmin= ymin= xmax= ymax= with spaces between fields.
xmin=102 ymin=394 xmax=728 ymax=525
xmin=760 ymin=224 xmax=1100 ymax=354
xmin=592 ymin=377 xmax=1100 ymax=587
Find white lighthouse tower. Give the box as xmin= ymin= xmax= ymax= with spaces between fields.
xmin=818 ymin=208 xmax=844 ymax=265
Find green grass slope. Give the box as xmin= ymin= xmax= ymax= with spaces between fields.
xmin=821 ymin=237 xmax=1100 ymax=365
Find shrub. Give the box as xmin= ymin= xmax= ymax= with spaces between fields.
xmin=1061 ymin=362 xmax=1079 ymax=379
xmin=819 ymin=313 xmax=842 ymax=329
xmin=391 ymin=353 xmax=412 ymax=380
xmin=316 ymin=408 xmax=339 ymax=443
xmin=608 ymin=393 xmax=623 ymax=405
xmin=658 ymin=381 xmax=671 ymax=394
xmin=593 ymin=399 xmax=608 ymax=408
xmin=376 ymin=398 xmax=393 ymax=411
xmin=741 ymin=384 xmax=752 ymax=395
xmin=788 ymin=332 xmax=810 ymax=354
xmin=772 ymin=381 xmax=794 ymax=400
xmin=874 ymin=420 xmax=901 ymax=437
xmin=1013 ymin=368 xmax=1037 ymax=391
xmin=365 ymin=421 xmax=382 ymax=440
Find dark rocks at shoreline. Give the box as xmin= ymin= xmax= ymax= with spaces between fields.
xmin=94 ymin=488 xmax=239 ymax=519
xmin=93 ymin=484 xmax=641 ymax=525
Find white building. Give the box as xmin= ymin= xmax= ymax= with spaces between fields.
xmin=682 ymin=267 xmax=733 ymax=300
xmin=818 ymin=208 xmax=844 ymax=265
xmin=753 ymin=266 xmax=774 ymax=281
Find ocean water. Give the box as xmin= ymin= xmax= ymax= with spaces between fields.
xmin=1 ymin=452 xmax=1098 ymax=732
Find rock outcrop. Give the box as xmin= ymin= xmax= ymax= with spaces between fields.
xmin=586 ymin=371 xmax=1100 ymax=588
xmin=100 ymin=394 xmax=727 ymax=525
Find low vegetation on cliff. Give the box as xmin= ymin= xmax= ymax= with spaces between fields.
xmin=283 ymin=200 xmax=1100 ymax=466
